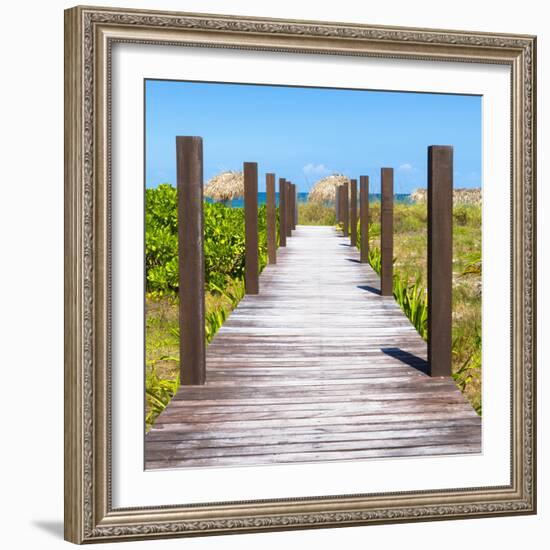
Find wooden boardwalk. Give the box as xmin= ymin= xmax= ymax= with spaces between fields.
xmin=146 ymin=226 xmax=481 ymax=469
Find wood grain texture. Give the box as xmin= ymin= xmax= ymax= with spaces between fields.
xmin=146 ymin=225 xmax=480 ymax=469
xmin=266 ymin=173 xmax=277 ymax=264
xmin=177 ymin=137 xmax=205 ymax=385
xmin=360 ymin=175 xmax=369 ymax=263
xmin=381 ymin=168 xmax=393 ymax=296
xmin=342 ymin=182 xmax=349 ymax=237
xmin=244 ymin=162 xmax=259 ymax=294
xmin=428 ymin=146 xmax=453 ymax=376
xmin=279 ymin=177 xmax=287 ymax=247
xmin=350 ymin=179 xmax=358 ymax=247
xmin=291 ymin=183 xmax=297 ymax=229
xmin=285 ymin=180 xmax=292 ymax=238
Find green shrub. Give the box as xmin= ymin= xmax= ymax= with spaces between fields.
xmin=146 ymin=363 xmax=179 ymax=430
xmin=146 ymin=184 xmax=269 ymax=296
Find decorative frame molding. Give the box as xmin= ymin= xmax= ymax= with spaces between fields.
xmin=64 ymin=5 xmax=536 ymax=544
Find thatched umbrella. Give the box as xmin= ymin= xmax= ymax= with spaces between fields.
xmin=204 ymin=171 xmax=244 ymax=203
xmin=308 ymin=174 xmax=350 ymax=203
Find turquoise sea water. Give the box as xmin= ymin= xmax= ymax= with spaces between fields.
xmin=206 ymin=192 xmax=413 ymax=208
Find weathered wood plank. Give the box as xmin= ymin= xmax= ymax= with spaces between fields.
xmin=165 ymin=393 xmax=470 ymax=410
xmin=154 ymin=402 xmax=476 ymax=425
xmin=169 ymin=384 xmax=462 ymax=403
xmin=147 ymin=424 xmax=481 ymax=445
xmin=147 ymin=444 xmax=482 ymax=469
xmin=151 ymin=409 xmax=479 ymax=433
xmin=147 ymin=432 xmax=482 ymax=460
xmin=147 ymin=417 xmax=482 ymax=441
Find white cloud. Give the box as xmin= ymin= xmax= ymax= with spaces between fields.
xmin=302 ymin=163 xmax=331 ymax=177
xmin=397 ymin=163 xmax=414 ymax=172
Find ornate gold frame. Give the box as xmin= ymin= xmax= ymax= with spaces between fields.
xmin=64 ymin=5 xmax=536 ymax=544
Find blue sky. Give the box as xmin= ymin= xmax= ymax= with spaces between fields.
xmin=145 ymin=80 xmax=481 ymax=194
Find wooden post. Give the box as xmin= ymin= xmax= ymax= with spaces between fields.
xmin=286 ymin=181 xmax=292 ymax=238
xmin=380 ymin=168 xmax=393 ymax=296
xmin=266 ymin=173 xmax=277 ymax=264
xmin=360 ymin=175 xmax=369 ymax=263
xmin=292 ymin=184 xmax=297 ymax=229
xmin=296 ymin=185 xmax=299 ymax=227
xmin=176 ymin=136 xmax=205 ymax=386
xmin=335 ymin=186 xmax=341 ymax=223
xmin=279 ymin=178 xmax=287 ymax=247
xmin=295 ymin=185 xmax=298 ymax=228
xmin=244 ymin=162 xmax=259 ymax=295
xmin=338 ymin=185 xmax=345 ymax=228
xmin=342 ymin=182 xmax=349 ymax=237
xmin=289 ymin=182 xmax=294 ymax=231
xmin=350 ymin=179 xmax=358 ymax=247
xmin=427 ymin=146 xmax=453 ymax=377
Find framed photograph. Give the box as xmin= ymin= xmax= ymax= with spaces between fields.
xmin=64 ymin=5 xmax=536 ymax=544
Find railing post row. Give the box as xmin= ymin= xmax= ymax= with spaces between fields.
xmin=176 ymin=136 xmax=206 ymax=386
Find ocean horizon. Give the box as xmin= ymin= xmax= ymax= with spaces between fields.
xmin=206 ymin=192 xmax=413 ymax=208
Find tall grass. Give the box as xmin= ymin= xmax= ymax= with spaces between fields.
xmin=298 ymin=202 xmax=335 ymax=225
xmin=393 ymin=276 xmax=428 ymax=341
xmin=366 ymin=246 xmax=428 ymax=340
xmin=146 ymin=364 xmax=179 ymax=431
xmin=145 ymin=279 xmax=246 ymax=430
